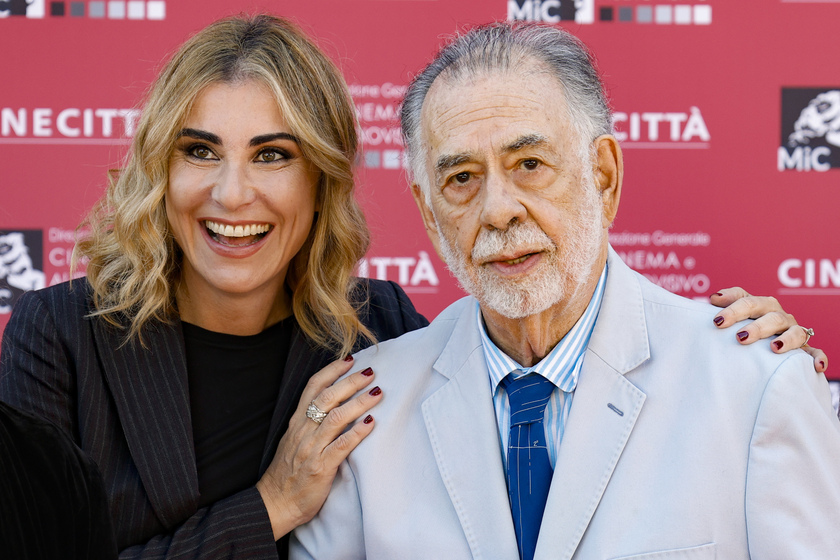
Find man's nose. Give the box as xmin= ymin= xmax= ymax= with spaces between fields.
xmin=211 ymin=163 xmax=256 ymax=210
xmin=478 ymin=173 xmax=527 ymax=230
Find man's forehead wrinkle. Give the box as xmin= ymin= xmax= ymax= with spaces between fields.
xmin=429 ymin=91 xmax=545 ymax=130
xmin=435 ymin=104 xmax=522 ymax=134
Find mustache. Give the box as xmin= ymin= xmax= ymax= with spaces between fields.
xmin=471 ymin=222 xmax=556 ymax=262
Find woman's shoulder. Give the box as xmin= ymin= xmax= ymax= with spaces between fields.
xmin=351 ymin=278 xmax=429 ymax=344
xmin=354 ymin=277 xmax=404 ymax=302
xmin=3 ymin=280 xmax=94 ymax=345
xmin=12 ymin=279 xmax=93 ymax=317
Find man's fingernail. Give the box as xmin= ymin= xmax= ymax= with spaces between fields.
xmin=369 ymin=386 xmax=382 ymax=396
xmin=773 ymin=340 xmax=783 ymax=351
xmin=363 ymin=415 xmax=374 ymax=424
xmin=713 ymin=316 xmax=724 ymax=326
xmin=344 ymin=355 xmax=353 ymax=362
xmin=361 ymin=367 xmax=374 ymax=377
xmin=737 ymin=331 xmax=749 ymax=342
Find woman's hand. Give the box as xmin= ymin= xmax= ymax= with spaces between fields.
xmin=710 ymin=287 xmax=828 ymax=373
xmin=256 ymin=356 xmax=381 ymax=540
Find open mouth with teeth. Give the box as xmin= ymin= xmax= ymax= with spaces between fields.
xmin=502 ymin=254 xmax=533 ymax=265
xmin=205 ymin=220 xmax=272 ymax=247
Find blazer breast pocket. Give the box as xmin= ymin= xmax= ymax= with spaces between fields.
xmin=609 ymin=542 xmax=715 ymax=560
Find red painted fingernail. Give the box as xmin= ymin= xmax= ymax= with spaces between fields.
xmin=369 ymin=386 xmax=381 ymax=396
xmin=820 ymin=361 xmax=826 ymax=370
xmin=773 ymin=340 xmax=783 ymax=351
xmin=737 ymin=331 xmax=749 ymax=342
xmin=361 ymin=367 xmax=373 ymax=377
xmin=363 ymin=415 xmax=373 ymax=424
xmin=713 ymin=316 xmax=724 ymax=326
xmin=344 ymin=355 xmax=353 ymax=362
xmin=712 ymin=292 xmax=723 ymax=297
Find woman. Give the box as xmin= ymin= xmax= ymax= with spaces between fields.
xmin=0 ymin=14 xmax=824 ymax=560
xmin=1 ymin=15 xmax=426 ymax=558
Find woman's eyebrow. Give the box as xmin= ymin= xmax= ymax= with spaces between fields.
xmin=177 ymin=128 xmax=221 ymax=145
xmin=249 ymin=132 xmax=300 ymax=147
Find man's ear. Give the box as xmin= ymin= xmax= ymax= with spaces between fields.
xmin=410 ymin=183 xmax=443 ymax=257
xmin=593 ymin=134 xmax=623 ymax=227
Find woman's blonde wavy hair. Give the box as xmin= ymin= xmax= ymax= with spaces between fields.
xmin=74 ymin=14 xmax=374 ymax=356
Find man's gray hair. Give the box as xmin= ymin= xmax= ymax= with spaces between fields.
xmin=400 ymin=22 xmax=612 ymax=198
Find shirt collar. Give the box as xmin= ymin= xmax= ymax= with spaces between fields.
xmin=478 ymin=263 xmax=608 ymax=393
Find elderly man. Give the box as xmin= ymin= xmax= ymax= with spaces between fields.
xmin=291 ymin=23 xmax=840 ymax=560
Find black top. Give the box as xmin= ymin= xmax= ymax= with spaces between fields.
xmin=183 ymin=318 xmax=293 ymax=509
xmin=0 ymin=400 xmax=117 ymax=560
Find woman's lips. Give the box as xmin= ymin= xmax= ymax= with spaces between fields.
xmin=204 ymin=220 xmax=272 ymax=248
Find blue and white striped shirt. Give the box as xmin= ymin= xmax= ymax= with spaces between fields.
xmin=478 ymin=264 xmax=607 ymax=469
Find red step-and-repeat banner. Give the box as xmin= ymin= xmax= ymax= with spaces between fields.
xmin=1 ymin=1 xmax=838 ymax=387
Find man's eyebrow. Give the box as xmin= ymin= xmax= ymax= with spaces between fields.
xmin=503 ymin=133 xmax=548 ymax=153
xmin=249 ymin=132 xmax=300 ymax=147
xmin=435 ymin=153 xmax=473 ymax=176
xmin=177 ymin=128 xmax=221 ymax=145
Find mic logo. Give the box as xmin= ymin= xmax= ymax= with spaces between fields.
xmin=778 ymin=88 xmax=840 ymax=172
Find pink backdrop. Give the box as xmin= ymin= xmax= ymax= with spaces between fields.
xmin=1 ymin=0 xmax=838 ymax=381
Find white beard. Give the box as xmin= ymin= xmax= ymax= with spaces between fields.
xmin=436 ymin=178 xmax=604 ymax=319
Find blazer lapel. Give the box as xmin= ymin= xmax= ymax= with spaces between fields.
xmin=421 ymin=300 xmax=520 ymax=560
xmin=92 ymin=317 xmax=199 ymax=528
xmin=535 ymin=248 xmax=649 ymax=560
xmin=534 ymin=357 xmax=645 ymax=560
xmin=260 ymin=323 xmax=332 ymax=473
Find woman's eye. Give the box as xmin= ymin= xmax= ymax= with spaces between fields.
xmin=188 ymin=145 xmax=214 ymax=159
xmin=257 ymin=149 xmax=287 ymax=163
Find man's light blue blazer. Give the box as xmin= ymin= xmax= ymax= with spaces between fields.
xmin=292 ymin=248 xmax=840 ymax=560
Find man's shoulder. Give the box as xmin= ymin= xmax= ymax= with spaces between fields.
xmin=352 ymin=296 xmax=473 ymax=380
xmin=627 ymin=268 xmax=815 ymax=400
xmin=634 ymin=271 xmax=714 ymax=317
xmin=636 ymin=274 xmax=788 ymax=359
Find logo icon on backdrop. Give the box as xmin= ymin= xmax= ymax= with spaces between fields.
xmin=507 ymin=1 xmax=711 ymax=25
xmin=0 ymin=0 xmax=44 ymax=17
xmin=508 ymin=0 xmax=594 ymax=23
xmin=0 ymin=231 xmax=45 ymax=314
xmin=778 ymin=88 xmax=840 ymax=172
xmin=1 ymin=0 xmax=165 ymax=19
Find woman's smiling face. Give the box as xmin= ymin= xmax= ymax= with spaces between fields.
xmin=166 ymin=79 xmax=319 ymax=314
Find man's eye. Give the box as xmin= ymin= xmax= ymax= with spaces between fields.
xmin=521 ymin=159 xmax=540 ymax=170
xmin=452 ymin=171 xmax=471 ymax=184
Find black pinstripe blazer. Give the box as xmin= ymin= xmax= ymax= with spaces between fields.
xmin=0 ymin=278 xmax=428 ymax=559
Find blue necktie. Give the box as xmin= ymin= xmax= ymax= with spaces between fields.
xmin=503 ymin=374 xmax=555 ymax=560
